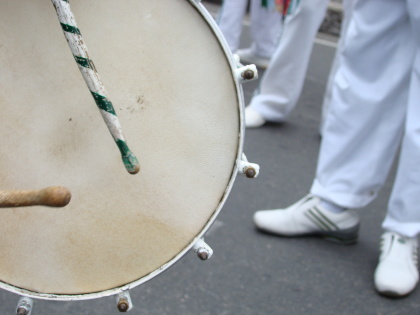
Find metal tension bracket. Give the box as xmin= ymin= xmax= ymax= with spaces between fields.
xmin=16 ymin=297 xmax=33 ymax=315
xmin=237 ymin=153 xmax=260 ymax=179
xmin=233 ymin=54 xmax=258 ymax=84
xmin=193 ymin=238 xmax=213 ymax=261
xmin=116 ymin=291 xmax=133 ymax=313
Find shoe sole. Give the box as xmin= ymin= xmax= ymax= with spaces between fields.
xmin=319 ymin=224 xmax=360 ymax=245
xmin=376 ymin=289 xmax=411 ymax=299
xmin=255 ymin=224 xmax=359 ymax=246
xmin=320 ymin=234 xmax=358 ymax=245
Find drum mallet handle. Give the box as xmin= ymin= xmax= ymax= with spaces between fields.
xmin=0 ymin=186 xmax=71 ymax=208
xmin=51 ymin=0 xmax=140 ymax=175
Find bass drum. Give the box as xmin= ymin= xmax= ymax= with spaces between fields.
xmin=0 ymin=0 xmax=245 ymax=299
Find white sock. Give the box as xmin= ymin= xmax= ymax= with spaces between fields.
xmin=320 ymin=199 xmax=347 ymax=214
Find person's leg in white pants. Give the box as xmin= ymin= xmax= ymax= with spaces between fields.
xmin=320 ymin=0 xmax=354 ymax=135
xmin=247 ymin=0 xmax=330 ymax=124
xmin=375 ymin=16 xmax=420 ymax=292
xmin=382 ymin=0 xmax=420 ymax=238
xmin=253 ymin=0 xmax=420 ymax=297
xmin=311 ymin=1 xmax=420 ymax=295
xmin=217 ymin=0 xmax=248 ymax=53
xmin=311 ymin=0 xmax=415 ymax=211
xmin=217 ymin=0 xmax=281 ymax=57
xmin=248 ymin=0 xmax=282 ymax=58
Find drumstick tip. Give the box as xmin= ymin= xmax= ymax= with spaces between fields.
xmin=122 ymin=152 xmax=140 ymax=175
xmin=116 ymin=140 xmax=140 ymax=175
xmin=42 ymin=186 xmax=72 ymax=207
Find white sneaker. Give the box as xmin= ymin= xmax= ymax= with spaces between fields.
xmin=236 ymin=48 xmax=271 ymax=69
xmin=374 ymin=231 xmax=419 ymax=297
xmin=245 ymin=107 xmax=266 ymax=128
xmin=253 ymin=195 xmax=360 ymax=244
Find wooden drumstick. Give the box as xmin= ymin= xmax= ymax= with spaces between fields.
xmin=0 ymin=186 xmax=71 ymax=208
xmin=51 ymin=0 xmax=140 ymax=175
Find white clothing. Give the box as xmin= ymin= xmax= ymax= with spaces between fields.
xmin=247 ymin=0 xmax=330 ymax=122
xmin=217 ymin=0 xmax=282 ymax=58
xmin=311 ymin=0 xmax=420 ymax=237
xmin=320 ymin=0 xmax=354 ymax=134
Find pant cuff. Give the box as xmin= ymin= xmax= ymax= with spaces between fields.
xmin=310 ymin=179 xmax=377 ymax=209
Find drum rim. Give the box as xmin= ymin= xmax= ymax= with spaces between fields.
xmin=0 ymin=0 xmax=246 ymax=301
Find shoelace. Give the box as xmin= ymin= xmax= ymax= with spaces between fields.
xmin=413 ymin=241 xmax=419 ymax=269
xmin=380 ymin=234 xmax=419 ymax=268
xmin=379 ymin=234 xmax=389 ymax=257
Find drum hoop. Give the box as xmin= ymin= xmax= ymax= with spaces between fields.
xmin=0 ymin=0 xmax=245 ymax=301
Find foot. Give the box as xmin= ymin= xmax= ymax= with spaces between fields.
xmin=374 ymin=231 xmax=419 ymax=297
xmin=253 ymin=195 xmax=360 ymax=244
xmin=236 ymin=48 xmax=271 ymax=69
xmin=245 ymin=107 xmax=266 ymax=128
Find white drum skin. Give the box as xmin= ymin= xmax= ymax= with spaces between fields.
xmin=0 ymin=0 xmax=243 ymax=299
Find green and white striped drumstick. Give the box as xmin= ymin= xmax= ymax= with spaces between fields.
xmin=51 ymin=0 xmax=140 ymax=175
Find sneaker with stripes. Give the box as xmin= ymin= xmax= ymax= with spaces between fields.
xmin=374 ymin=231 xmax=419 ymax=297
xmin=253 ymin=195 xmax=360 ymax=244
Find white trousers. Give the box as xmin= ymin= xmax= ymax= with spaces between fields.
xmin=311 ymin=0 xmax=420 ymax=237
xmin=320 ymin=0 xmax=354 ymax=134
xmin=247 ymin=0 xmax=330 ymax=122
xmin=217 ymin=0 xmax=282 ymax=57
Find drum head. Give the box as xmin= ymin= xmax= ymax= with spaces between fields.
xmin=0 ymin=0 xmax=241 ymax=298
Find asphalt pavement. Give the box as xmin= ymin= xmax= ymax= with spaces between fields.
xmin=0 ymin=2 xmax=419 ymax=314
